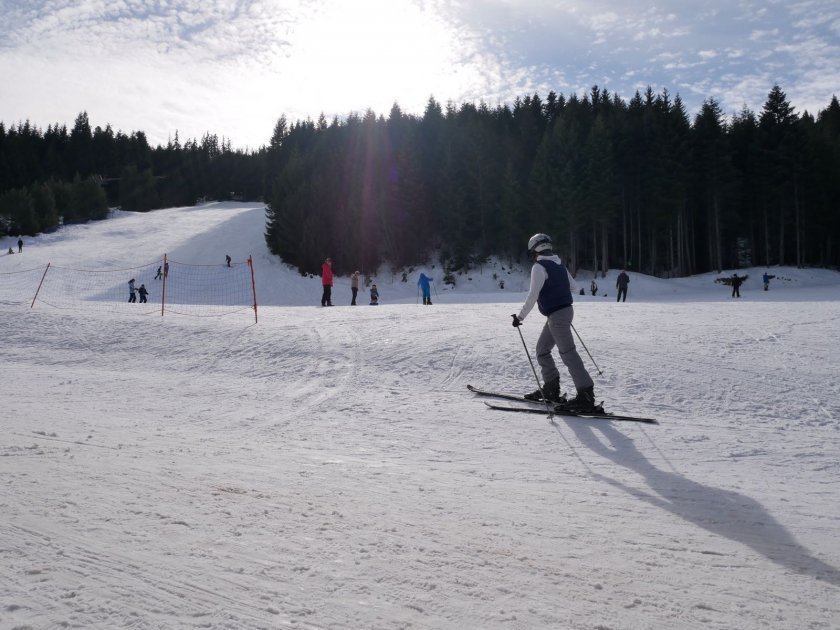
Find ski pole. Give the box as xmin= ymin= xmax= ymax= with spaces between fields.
xmin=512 ymin=315 xmax=553 ymax=417
xmin=571 ymin=323 xmax=603 ymax=375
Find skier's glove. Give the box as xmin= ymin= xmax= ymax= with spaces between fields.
xmin=511 ymin=314 xmax=522 ymax=327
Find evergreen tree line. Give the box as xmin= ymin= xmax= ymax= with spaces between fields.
xmin=0 ymin=112 xmax=265 ymax=236
xmin=265 ymin=85 xmax=840 ymax=277
xmin=3 ymin=85 xmax=839 ymax=278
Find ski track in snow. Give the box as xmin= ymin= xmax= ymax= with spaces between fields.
xmin=1 ymin=202 xmax=839 ymax=629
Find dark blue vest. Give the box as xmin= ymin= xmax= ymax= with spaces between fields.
xmin=537 ymin=259 xmax=573 ymax=316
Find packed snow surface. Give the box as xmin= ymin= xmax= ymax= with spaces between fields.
xmin=1 ymin=202 xmax=839 ymax=629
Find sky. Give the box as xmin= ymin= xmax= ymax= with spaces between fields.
xmin=2 ymin=202 xmax=840 ymax=628
xmin=1 ymin=0 xmax=839 ymax=150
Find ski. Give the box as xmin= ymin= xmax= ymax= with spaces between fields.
xmin=467 ymin=384 xmax=566 ymax=404
xmin=483 ymin=401 xmax=659 ymax=425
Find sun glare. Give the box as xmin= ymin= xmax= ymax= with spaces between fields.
xmin=281 ymin=0 xmax=471 ymax=115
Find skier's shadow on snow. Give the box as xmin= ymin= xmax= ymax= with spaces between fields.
xmin=562 ymin=420 xmax=840 ymax=587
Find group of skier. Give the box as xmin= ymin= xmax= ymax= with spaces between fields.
xmin=127 ymin=278 xmax=149 ymax=303
xmin=320 ymin=257 xmax=427 ymax=307
xmin=724 ymin=272 xmax=773 ymax=297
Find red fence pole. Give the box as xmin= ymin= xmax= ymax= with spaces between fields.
xmin=248 ymin=255 xmax=258 ymax=323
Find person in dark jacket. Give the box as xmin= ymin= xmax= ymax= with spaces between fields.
xmin=17 ymin=238 xmax=23 ymax=253
xmin=350 ymin=270 xmax=360 ymax=305
xmin=128 ymin=278 xmax=137 ymax=303
xmin=512 ymin=233 xmax=596 ymax=409
xmin=321 ymin=257 xmax=333 ymax=306
xmin=369 ymin=283 xmax=379 ymax=305
xmin=731 ymin=273 xmax=744 ymax=298
xmin=138 ymin=284 xmax=149 ymax=303
xmin=616 ymin=270 xmax=629 ymax=302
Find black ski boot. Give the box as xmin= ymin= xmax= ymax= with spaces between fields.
xmin=524 ymin=377 xmax=562 ymax=402
xmin=565 ymin=386 xmax=598 ymax=411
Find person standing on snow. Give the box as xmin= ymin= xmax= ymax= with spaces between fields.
xmin=616 ymin=270 xmax=629 ymax=302
xmin=369 ymin=283 xmax=379 ymax=305
xmin=321 ymin=257 xmax=334 ymax=306
xmin=418 ymin=272 xmax=433 ymax=305
xmin=512 ymin=233 xmax=596 ymax=409
xmin=350 ymin=270 xmax=360 ymax=305
xmin=731 ymin=273 xmax=744 ymax=298
xmin=128 ymin=278 xmax=137 ymax=303
xmin=138 ymin=284 xmax=149 ymax=303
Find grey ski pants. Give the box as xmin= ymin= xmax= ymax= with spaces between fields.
xmin=535 ymin=306 xmax=594 ymax=391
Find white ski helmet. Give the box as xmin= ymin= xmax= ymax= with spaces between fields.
xmin=527 ymin=233 xmax=553 ymax=254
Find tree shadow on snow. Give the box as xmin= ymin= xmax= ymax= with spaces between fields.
xmin=560 ymin=420 xmax=840 ymax=588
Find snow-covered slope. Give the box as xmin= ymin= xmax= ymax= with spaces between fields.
xmin=3 ymin=201 xmax=838 ymax=306
xmin=1 ymin=202 xmax=839 ymax=629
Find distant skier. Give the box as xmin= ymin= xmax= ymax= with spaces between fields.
xmin=418 ymin=272 xmax=433 ymax=305
xmin=225 ymin=254 xmax=232 ymax=267
xmin=128 ymin=278 xmax=137 ymax=303
xmin=616 ymin=270 xmax=629 ymax=302
xmin=369 ymin=283 xmax=379 ymax=305
xmin=17 ymin=238 xmax=23 ymax=253
xmin=731 ymin=273 xmax=744 ymax=298
xmin=350 ymin=270 xmax=360 ymax=306
xmin=590 ymin=279 xmax=598 ymax=296
xmin=321 ymin=257 xmax=333 ymax=306
xmin=154 ymin=266 xmax=162 ymax=280
xmin=763 ymin=272 xmax=774 ymax=291
xmin=512 ymin=233 xmax=596 ymax=410
xmin=138 ymin=284 xmax=149 ymax=303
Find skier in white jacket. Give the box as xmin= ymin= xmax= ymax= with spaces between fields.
xmin=512 ymin=233 xmax=596 ymax=409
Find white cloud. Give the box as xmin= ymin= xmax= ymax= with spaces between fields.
xmin=749 ymin=28 xmax=780 ymax=41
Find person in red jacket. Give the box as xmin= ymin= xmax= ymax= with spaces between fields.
xmin=321 ymin=257 xmax=334 ymax=306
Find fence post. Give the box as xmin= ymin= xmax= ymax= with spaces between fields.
xmin=248 ymin=256 xmax=258 ymax=323
xmin=160 ymin=254 xmax=167 ymax=316
xmin=31 ymin=262 xmax=51 ymax=308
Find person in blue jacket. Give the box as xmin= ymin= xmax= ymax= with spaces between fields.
xmin=512 ymin=233 xmax=596 ymax=409
xmin=763 ymin=272 xmax=774 ymax=291
xmin=418 ymin=272 xmax=433 ymax=305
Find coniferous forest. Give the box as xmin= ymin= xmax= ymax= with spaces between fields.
xmin=2 ymin=85 xmax=839 ymax=278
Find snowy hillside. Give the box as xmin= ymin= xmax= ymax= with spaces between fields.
xmin=3 ymin=201 xmax=839 ymax=308
xmin=1 ymin=202 xmax=839 ymax=629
